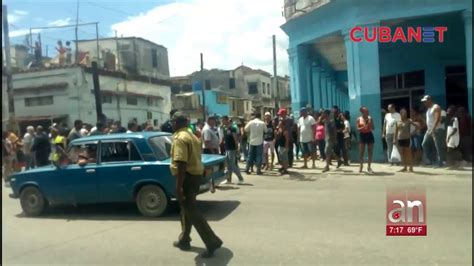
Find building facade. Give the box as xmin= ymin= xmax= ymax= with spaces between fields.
xmin=77 ymin=37 xmax=170 ymax=80
xmin=281 ymin=0 xmax=472 ymax=161
xmin=11 ymin=66 xmax=171 ymax=133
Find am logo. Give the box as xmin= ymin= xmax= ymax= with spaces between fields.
xmin=386 ymin=188 xmax=427 ymax=236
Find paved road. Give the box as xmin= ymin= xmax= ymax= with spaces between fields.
xmin=2 ymin=162 xmax=472 ymax=265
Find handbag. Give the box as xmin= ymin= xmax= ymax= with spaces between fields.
xmin=390 ymin=145 xmax=401 ymax=163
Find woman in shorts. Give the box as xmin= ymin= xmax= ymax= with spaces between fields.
xmin=394 ymin=108 xmax=421 ymax=172
xmin=356 ymin=106 xmax=375 ymax=173
xmin=275 ymin=120 xmax=290 ymax=175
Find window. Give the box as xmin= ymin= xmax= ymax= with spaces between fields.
xmin=262 ymin=82 xmax=265 ymax=92
xmin=147 ymin=111 xmax=152 ymax=119
xmin=404 ymin=70 xmax=424 ymax=88
xmin=232 ymin=101 xmax=236 ymax=112
xmin=68 ymin=142 xmax=98 ymax=164
xmin=229 ymin=78 xmax=235 ymax=89
xmin=100 ymin=141 xmax=142 ymax=163
xmin=153 ymin=119 xmax=159 ymax=126
xmin=126 ymin=97 xmax=138 ymax=105
xmin=246 ymin=102 xmax=249 ymax=111
xmin=25 ymin=96 xmax=54 ymax=107
xmin=151 ymin=48 xmax=158 ymax=68
xmin=147 ymin=98 xmax=158 ymax=107
xmin=148 ymin=136 xmax=173 ymax=161
xmin=380 ymin=76 xmax=397 ymax=91
xmin=217 ymin=93 xmax=227 ymax=104
xmin=102 ymin=94 xmax=113 ymax=104
xmin=248 ymin=83 xmax=258 ymax=94
xmin=205 ymin=80 xmax=211 ymax=90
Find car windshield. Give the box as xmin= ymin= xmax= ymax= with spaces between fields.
xmin=148 ymin=136 xmax=172 ymax=161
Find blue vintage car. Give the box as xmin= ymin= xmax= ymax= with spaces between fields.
xmin=8 ymin=132 xmax=226 ymax=217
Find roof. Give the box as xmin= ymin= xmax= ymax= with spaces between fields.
xmin=102 ymin=90 xmax=163 ymax=99
xmin=75 ymin=36 xmax=167 ymax=50
xmin=71 ymin=132 xmax=171 ymax=144
xmin=12 ymin=65 xmax=171 ymax=87
xmin=234 ymin=65 xmax=272 ymax=77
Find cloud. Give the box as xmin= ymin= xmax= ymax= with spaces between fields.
xmin=111 ymin=0 xmax=289 ymax=77
xmin=47 ymin=18 xmax=73 ymax=27
xmin=9 ymin=29 xmax=41 ymax=38
xmin=7 ymin=9 xmax=29 ymax=24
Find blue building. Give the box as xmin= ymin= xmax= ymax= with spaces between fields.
xmin=281 ymin=0 xmax=472 ymax=161
xmin=199 ymin=89 xmax=230 ymax=117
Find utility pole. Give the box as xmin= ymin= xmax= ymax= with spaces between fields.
xmin=200 ymin=53 xmax=206 ymax=121
xmin=115 ymin=30 xmax=120 ymax=71
xmin=272 ymin=35 xmax=279 ymax=111
xmin=95 ymin=22 xmax=100 ymax=67
xmin=3 ymin=5 xmax=16 ymax=131
xmin=75 ymin=0 xmax=80 ymax=63
xmin=91 ymin=61 xmax=104 ymax=123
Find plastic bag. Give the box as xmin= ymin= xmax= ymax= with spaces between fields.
xmin=390 ymin=145 xmax=401 ymax=163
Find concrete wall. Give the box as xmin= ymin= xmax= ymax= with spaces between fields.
xmin=78 ymin=38 xmax=170 ymax=80
xmin=202 ymin=91 xmax=230 ymax=116
xmin=11 ymin=67 xmax=171 ymax=128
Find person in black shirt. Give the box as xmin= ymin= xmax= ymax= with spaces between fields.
xmin=161 ymin=109 xmax=178 ymax=133
xmin=263 ymin=112 xmax=275 ymax=170
xmin=31 ymin=126 xmax=51 ymax=167
xmin=333 ymin=106 xmax=349 ymax=167
xmin=222 ymin=116 xmax=244 ymax=184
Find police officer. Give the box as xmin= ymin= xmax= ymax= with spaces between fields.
xmin=170 ymin=112 xmax=223 ymax=258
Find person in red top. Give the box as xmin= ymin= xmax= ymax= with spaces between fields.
xmin=357 ymin=106 xmax=375 ymax=173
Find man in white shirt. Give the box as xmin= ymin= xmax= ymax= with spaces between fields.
xmin=244 ymin=113 xmax=266 ymax=175
xmin=297 ymin=107 xmax=316 ymax=169
xmin=23 ymin=126 xmax=36 ymax=170
xmin=202 ymin=116 xmax=220 ymax=154
xmin=382 ymin=104 xmax=401 ymax=165
xmin=421 ymin=95 xmax=444 ymax=167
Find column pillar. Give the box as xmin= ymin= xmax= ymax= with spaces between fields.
xmin=321 ymin=71 xmax=328 ymax=109
xmin=327 ymin=77 xmax=333 ymax=108
xmin=344 ymin=23 xmax=383 ymax=162
xmin=306 ymin=59 xmax=314 ymax=109
xmin=288 ymin=45 xmax=311 ymax=113
xmin=312 ymin=65 xmax=323 ymax=110
xmin=464 ymin=10 xmax=472 ymax=113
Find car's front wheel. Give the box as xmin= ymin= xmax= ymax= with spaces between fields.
xmin=20 ymin=186 xmax=47 ymax=216
xmin=136 ymin=185 xmax=168 ymax=217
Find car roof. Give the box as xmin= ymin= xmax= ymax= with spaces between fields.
xmin=70 ymin=132 xmax=172 ymax=144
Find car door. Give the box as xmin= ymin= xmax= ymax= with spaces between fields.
xmin=59 ymin=142 xmax=100 ymax=204
xmin=96 ymin=140 xmax=144 ymax=203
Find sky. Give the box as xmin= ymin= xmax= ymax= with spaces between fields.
xmin=3 ymin=0 xmax=290 ymax=76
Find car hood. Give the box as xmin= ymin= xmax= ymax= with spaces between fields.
xmin=11 ymin=165 xmax=55 ymax=177
xmin=160 ymin=154 xmax=225 ymax=166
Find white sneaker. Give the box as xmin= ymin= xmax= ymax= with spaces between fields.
xmin=237 ymin=180 xmax=244 ymax=185
xmin=221 ymin=180 xmax=231 ymax=185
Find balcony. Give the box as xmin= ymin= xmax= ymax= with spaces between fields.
xmin=283 ymin=0 xmax=331 ymax=21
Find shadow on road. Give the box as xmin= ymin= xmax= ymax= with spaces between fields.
xmin=15 ymin=200 xmax=241 ymax=222
xmin=194 ymin=246 xmax=233 ymax=266
xmin=285 ymin=171 xmax=318 ymax=182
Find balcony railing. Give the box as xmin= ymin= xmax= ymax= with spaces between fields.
xmin=283 ymin=0 xmax=331 ymax=21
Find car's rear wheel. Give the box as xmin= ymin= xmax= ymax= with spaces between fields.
xmin=136 ymin=185 xmax=168 ymax=217
xmin=20 ymin=186 xmax=47 ymax=216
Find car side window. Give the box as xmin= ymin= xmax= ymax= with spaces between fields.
xmin=68 ymin=143 xmax=98 ymax=165
xmin=100 ymin=141 xmax=142 ymax=163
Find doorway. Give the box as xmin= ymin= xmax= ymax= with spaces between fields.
xmin=445 ymin=65 xmax=467 ymax=108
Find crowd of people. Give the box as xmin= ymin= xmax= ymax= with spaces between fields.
xmin=2 ymin=94 xmax=472 ymax=185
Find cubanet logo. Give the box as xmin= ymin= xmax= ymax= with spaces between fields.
xmin=350 ymin=26 xmax=448 ymax=43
